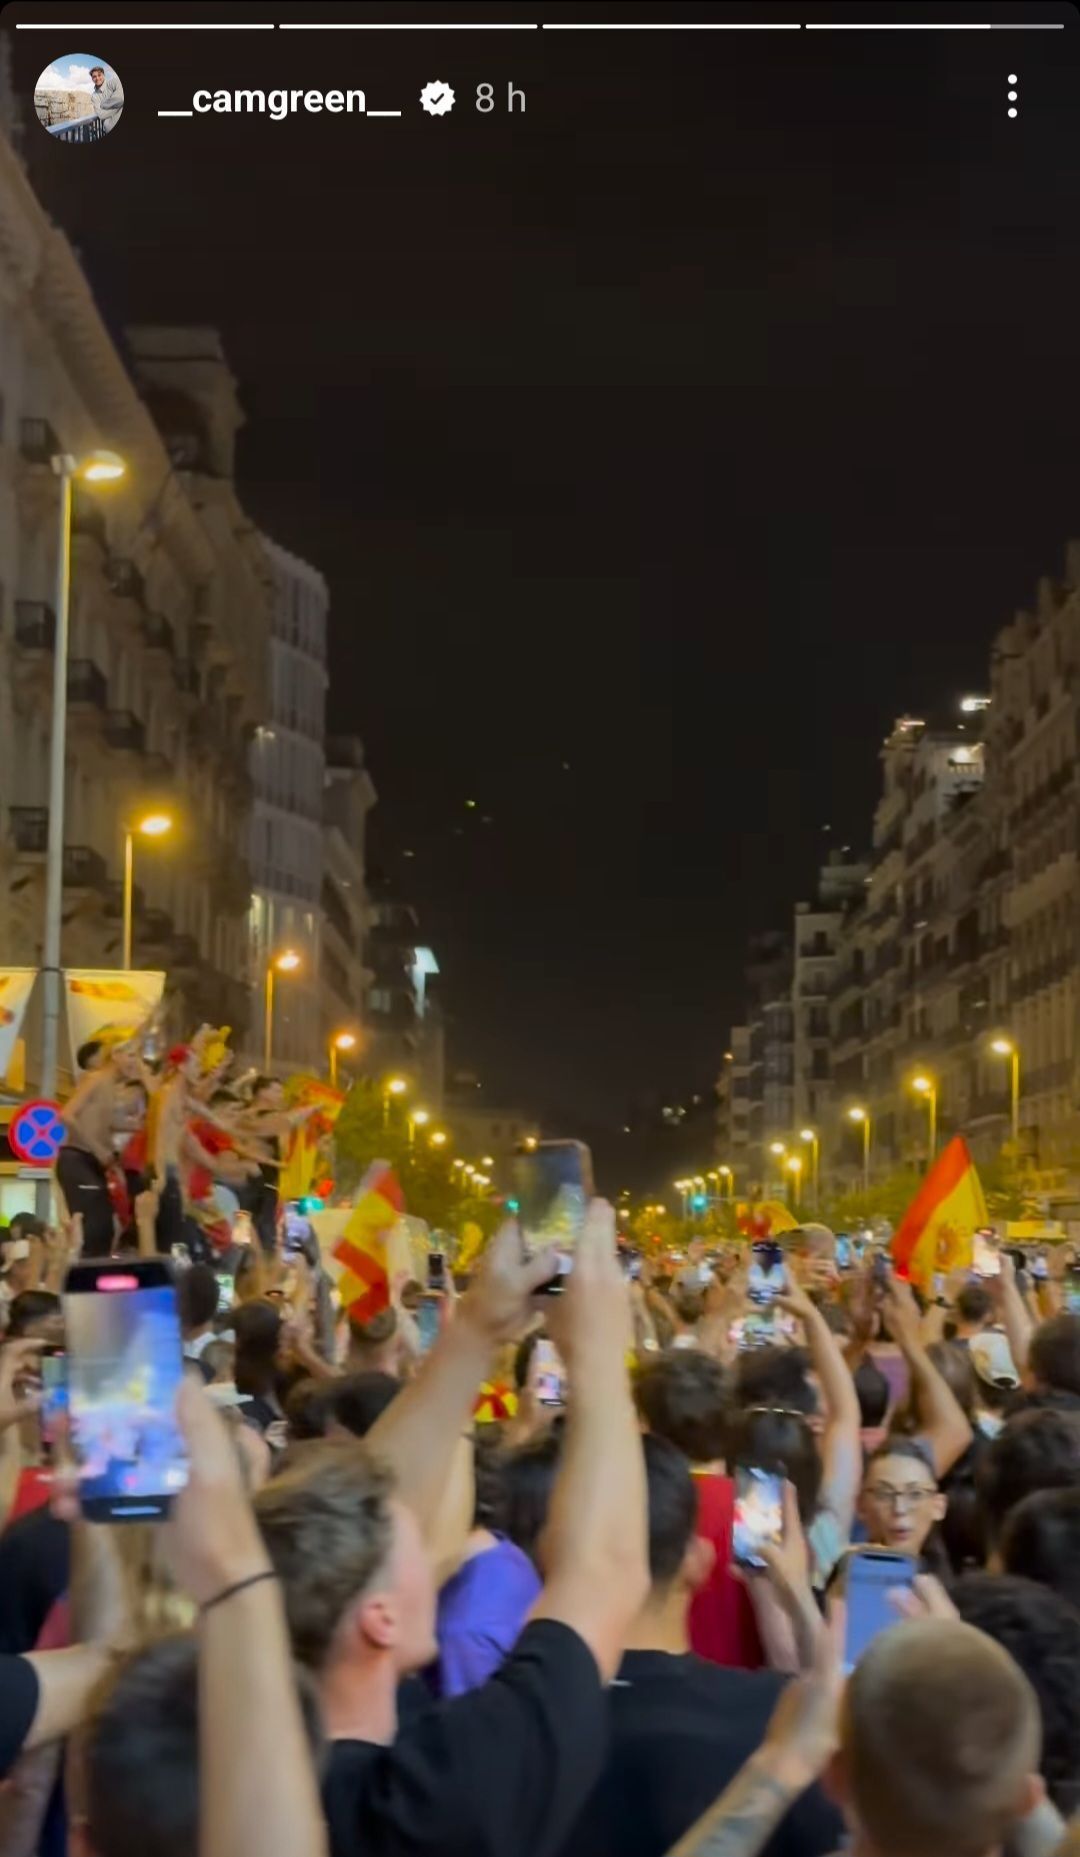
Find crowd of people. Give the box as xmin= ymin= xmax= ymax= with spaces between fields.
xmin=4 ymin=1056 xmax=1080 ymax=1857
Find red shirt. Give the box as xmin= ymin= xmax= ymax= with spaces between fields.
xmin=6 ymin=1466 xmax=52 ymax=1526
xmin=188 ymin=1120 xmax=234 ymax=1203
xmin=688 ymin=1470 xmax=765 ymax=1670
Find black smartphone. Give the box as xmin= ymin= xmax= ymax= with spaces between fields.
xmin=842 ymin=1547 xmax=916 ymax=1673
xmin=732 ymin=1465 xmax=784 ymax=1568
xmin=63 ymin=1257 xmax=188 ymax=1522
xmin=427 ymin=1250 xmax=447 ymax=1292
xmin=532 ymin=1337 xmax=567 ymax=1407
xmin=513 ymin=1140 xmax=594 ymax=1295
xmin=40 ymin=1347 xmax=68 ymax=1457
xmin=870 ymin=1251 xmax=891 ymax=1292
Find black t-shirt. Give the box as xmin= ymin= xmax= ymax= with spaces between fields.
xmin=323 ymin=1619 xmax=607 ymax=1857
xmin=556 ymin=1650 xmax=843 ymax=1857
xmin=0 ymin=1510 xmax=70 ymax=1654
xmin=0 ymin=1653 xmax=39 ymax=1779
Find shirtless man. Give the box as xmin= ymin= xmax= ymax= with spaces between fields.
xmin=56 ymin=1040 xmax=139 ymax=1258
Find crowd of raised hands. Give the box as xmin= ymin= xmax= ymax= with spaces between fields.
xmin=3 ymin=1205 xmax=1080 ymax=1857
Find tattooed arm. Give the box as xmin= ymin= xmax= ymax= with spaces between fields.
xmin=665 ymin=1751 xmax=811 ymax=1857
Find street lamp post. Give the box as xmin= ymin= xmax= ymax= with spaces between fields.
xmin=122 ymin=812 xmax=173 ymax=970
xmin=382 ymin=1075 xmax=408 ymax=1126
xmin=409 ymin=1107 xmax=431 ymax=1148
xmin=990 ymin=1038 xmax=1021 ymax=1149
xmin=329 ymin=1030 xmax=357 ymax=1089
xmin=718 ymin=1164 xmax=734 ymax=1202
xmin=911 ymin=1074 xmax=938 ymax=1161
xmin=785 ymin=1153 xmax=804 ymax=1209
xmin=263 ymin=949 xmax=301 ymax=1071
xmin=768 ymin=1141 xmax=786 ymax=1194
xmin=39 ymin=450 xmax=127 ymax=1131
xmin=848 ymin=1106 xmax=871 ymax=1193
xmin=799 ymin=1128 xmax=820 ymax=1210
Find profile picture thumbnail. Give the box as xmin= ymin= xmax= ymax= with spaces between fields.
xmin=34 ymin=55 xmax=124 ymax=145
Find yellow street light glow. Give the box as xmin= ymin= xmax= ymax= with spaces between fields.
xmin=800 ymin=1127 xmax=815 ymax=1143
xmin=769 ymin=1141 xmax=786 ymax=1156
xmin=481 ymin=1155 xmax=494 ymax=1168
xmin=523 ymin=1135 xmax=538 ymax=1151
xmin=333 ymin=1031 xmax=358 ymax=1052
xmin=452 ymin=1157 xmax=465 ymax=1169
xmin=80 ymin=449 xmax=126 ymax=483
xmin=274 ymin=949 xmax=301 ymax=973
xmin=991 ymin=1037 xmax=1014 ymax=1056
xmin=718 ymin=1165 xmax=732 ymax=1177
xmin=386 ymin=1076 xmax=408 ymax=1096
xmin=412 ymin=1109 xmax=431 ymax=1127
xmin=911 ymin=1074 xmax=933 ymax=1095
xmin=848 ymin=1106 xmax=867 ymax=1123
xmin=430 ymin=1130 xmax=448 ymax=1147
xmin=136 ymin=811 xmax=173 ymax=838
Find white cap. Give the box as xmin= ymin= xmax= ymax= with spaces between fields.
xmin=969 ymin=1328 xmax=1020 ymax=1390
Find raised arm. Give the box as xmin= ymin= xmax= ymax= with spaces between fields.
xmin=363 ymin=1220 xmax=558 ymax=1566
xmin=995 ymin=1254 xmax=1034 ymax=1376
xmin=883 ymin=1278 xmax=972 ymax=1477
xmin=778 ymin=1272 xmax=862 ymax=1539
xmin=528 ymin=1200 xmax=649 ymax=1681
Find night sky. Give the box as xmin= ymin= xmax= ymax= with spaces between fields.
xmin=10 ymin=2 xmax=1080 ymax=1168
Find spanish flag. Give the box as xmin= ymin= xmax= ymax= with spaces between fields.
xmin=890 ymin=1136 xmax=988 ymax=1293
xmin=330 ymin=1163 xmax=405 ymax=1323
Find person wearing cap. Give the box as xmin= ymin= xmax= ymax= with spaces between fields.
xmin=969 ymin=1329 xmax=1021 ymax=1438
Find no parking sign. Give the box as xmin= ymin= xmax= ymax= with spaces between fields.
xmin=9 ymin=1100 xmax=65 ymax=1168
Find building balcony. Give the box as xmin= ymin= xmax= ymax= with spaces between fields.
xmin=19 ymin=418 xmax=60 ymax=465
xmin=14 ymin=601 xmax=55 ymax=652
xmin=105 ymin=557 xmax=146 ymax=607
xmin=9 ymin=813 xmax=109 ymax=895
xmin=68 ymin=660 xmax=108 ymax=712
xmin=10 ymin=806 xmax=48 ymax=855
xmin=64 ymin=845 xmax=109 ymax=892
xmin=143 ymin=611 xmax=176 ymax=663
xmin=104 ymin=709 xmax=146 ymax=756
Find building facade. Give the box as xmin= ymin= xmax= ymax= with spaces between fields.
xmin=321 ymin=734 xmax=377 ymax=1070
xmin=0 ymin=128 xmax=271 ymax=1079
xmin=248 ymin=537 xmax=329 ymax=1073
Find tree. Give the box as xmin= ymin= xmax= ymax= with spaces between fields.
xmin=333 ymin=1078 xmax=504 ymax=1247
xmin=820 ymin=1167 xmax=923 ymax=1232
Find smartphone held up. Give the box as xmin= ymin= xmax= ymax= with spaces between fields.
xmin=513 ymin=1139 xmax=594 ymax=1294
xmin=62 ymin=1257 xmax=188 ymax=1522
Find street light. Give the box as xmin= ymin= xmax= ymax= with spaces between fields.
xmin=121 ymin=811 xmax=173 ymax=970
xmin=382 ymin=1074 xmax=409 ymax=1126
xmin=718 ymin=1163 xmax=733 ymax=1201
xmin=39 ymin=448 xmax=128 ymax=1154
xmin=799 ymin=1128 xmax=820 ymax=1210
xmin=429 ymin=1129 xmax=449 ymax=1148
xmin=263 ymin=949 xmax=301 ymax=1069
xmin=329 ymin=1030 xmax=357 ymax=1089
xmin=848 ymin=1106 xmax=871 ymax=1193
xmin=786 ymin=1153 xmax=804 ymax=1206
xmin=409 ymin=1107 xmax=431 ymax=1147
xmin=990 ymin=1037 xmax=1021 ymax=1148
xmin=910 ymin=1073 xmax=937 ymax=1158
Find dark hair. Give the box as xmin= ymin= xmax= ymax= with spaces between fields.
xmin=6 ymin=1289 xmax=61 ymax=1338
xmin=502 ymin=1425 xmax=564 ymax=1569
xmin=8 ymin=1212 xmax=46 ymax=1243
xmin=284 ymin=1375 xmax=336 ymax=1441
xmin=76 ymin=1038 xmax=104 ymax=1071
xmin=347 ymin=1305 xmax=398 ymax=1352
xmin=854 ymin=1358 xmax=890 ymax=1429
xmin=233 ymin=1299 xmax=283 ymax=1398
xmin=634 ymin=1350 xmax=729 ymax=1464
xmin=955 ymin=1284 xmax=993 ymax=1328
xmin=177 ymin=1263 xmax=219 ymax=1334
xmin=734 ymin=1345 xmax=817 ymax=1419
xmin=952 ymin=1573 xmax=1080 ymax=1815
xmin=892 ymin=1342 xmax=977 ymax=1440
xmin=865 ymin=1434 xmax=937 ymax=1482
xmin=977 ymin=1408 xmax=1080 ymax=1546
xmin=472 ymin=1427 xmax=508 ymax=1532
xmin=89 ymin=66 xmax=105 ymax=77
xmin=642 ymin=1433 xmax=698 ymax=1588
xmin=84 ymin=1634 xmax=323 ymax=1857
xmin=1029 ymin=1315 xmax=1080 ymax=1399
xmin=249 ymin=1074 xmax=277 ymax=1097
xmin=671 ymin=1284 xmax=706 ymax=1327
xmin=330 ymin=1371 xmax=401 ymax=1438
xmin=726 ymin=1405 xmax=822 ymax=1527
xmin=1001 ymin=1486 xmax=1080 ymax=1613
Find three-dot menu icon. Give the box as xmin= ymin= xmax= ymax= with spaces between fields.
xmin=1008 ymin=75 xmax=1018 ymax=121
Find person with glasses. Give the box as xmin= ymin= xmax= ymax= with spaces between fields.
xmin=858 ymin=1437 xmax=947 ymax=1567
